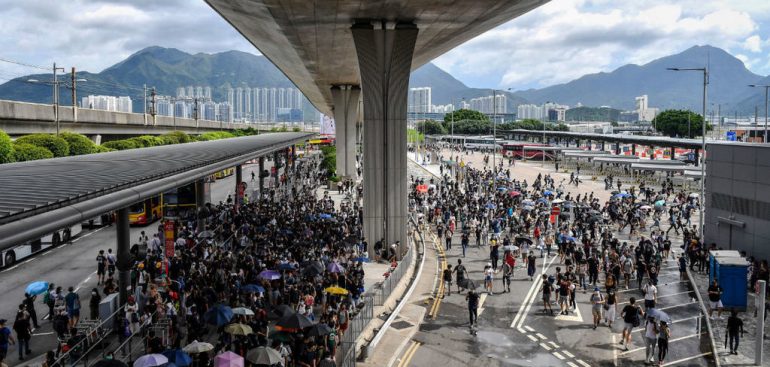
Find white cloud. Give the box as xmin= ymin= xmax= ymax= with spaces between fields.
xmin=434 ymin=0 xmax=767 ymax=90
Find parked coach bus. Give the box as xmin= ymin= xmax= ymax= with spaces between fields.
xmin=1 ymin=224 xmax=83 ymax=267
xmin=502 ymin=142 xmax=550 ymax=159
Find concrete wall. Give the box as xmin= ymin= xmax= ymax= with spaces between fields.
xmin=705 ymin=142 xmax=770 ymax=260
xmin=0 ymin=99 xmax=255 ymax=135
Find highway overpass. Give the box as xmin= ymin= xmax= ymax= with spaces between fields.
xmin=0 ymin=99 xmax=260 ymax=138
xmin=205 ymin=0 xmax=548 ymax=252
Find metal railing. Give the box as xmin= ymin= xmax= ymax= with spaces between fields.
xmin=685 ymin=264 xmax=722 ymax=367
xmin=51 ymin=304 xmax=126 ymax=367
xmin=370 ymin=241 xmax=415 ymax=307
xmin=338 ymin=296 xmax=374 ymax=367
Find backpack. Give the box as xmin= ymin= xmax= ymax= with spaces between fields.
xmin=632 ymin=307 xmax=641 ymax=327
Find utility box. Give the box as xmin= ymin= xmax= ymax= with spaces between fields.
xmin=99 ymin=293 xmax=119 ymax=330
xmin=708 ymin=250 xmax=741 ymax=284
xmin=712 ymin=256 xmax=748 ymax=311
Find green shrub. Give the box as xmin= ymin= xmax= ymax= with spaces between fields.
xmin=198 ymin=131 xmax=236 ymax=141
xmin=102 ymin=139 xmax=138 ymax=150
xmin=159 ymin=135 xmax=180 ymax=145
xmin=165 ymin=131 xmax=192 ymax=143
xmin=15 ymin=133 xmax=70 ymax=157
xmin=93 ymin=145 xmax=115 ymax=153
xmin=292 ymin=127 xmax=301 ymax=132
xmin=12 ymin=142 xmax=53 ymax=161
xmin=127 ymin=135 xmax=163 ymax=148
xmin=0 ymin=129 xmax=13 ymax=163
xmin=60 ymin=132 xmax=96 ymax=155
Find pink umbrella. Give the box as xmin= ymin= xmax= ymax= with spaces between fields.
xmin=214 ymin=351 xmax=244 ymax=367
xmin=509 ymin=191 xmax=522 ymax=197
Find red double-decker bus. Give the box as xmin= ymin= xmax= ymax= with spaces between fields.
xmin=502 ymin=142 xmax=550 ymax=159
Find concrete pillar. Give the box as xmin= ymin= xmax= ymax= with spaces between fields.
xmin=235 ymin=165 xmax=243 ymax=206
xmin=195 ymin=179 xmax=206 ymax=230
xmin=331 ymin=85 xmax=361 ymax=179
xmin=116 ymin=207 xmax=131 ymax=306
xmin=615 ymin=143 xmax=621 ymax=155
xmin=670 ymin=147 xmax=676 ymax=160
xmin=650 ymin=146 xmax=655 ymax=160
xmin=601 ymin=141 xmax=605 ymax=151
xmin=90 ymin=134 xmax=102 ymax=145
xmin=352 ymin=21 xmax=418 ymax=258
xmin=259 ymin=157 xmax=265 ymax=195
xmin=694 ymin=149 xmax=700 ymax=166
xmin=631 ymin=144 xmax=636 ymax=156
xmin=274 ymin=151 xmax=280 ymax=188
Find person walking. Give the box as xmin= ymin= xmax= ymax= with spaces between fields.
xmin=605 ymin=289 xmax=617 ymax=328
xmin=89 ymin=288 xmax=102 ymax=320
xmin=708 ymin=279 xmax=724 ymax=320
xmin=590 ymin=287 xmax=604 ymax=329
xmin=527 ymin=252 xmax=537 ymax=281
xmin=64 ymin=286 xmax=81 ymax=328
xmin=541 ymin=274 xmax=554 ymax=316
xmin=0 ymin=318 xmax=16 ymax=365
xmin=484 ymin=263 xmax=494 ymax=295
xmin=643 ymin=315 xmax=658 ymax=365
xmin=502 ymin=260 xmax=513 ymax=293
xmin=621 ymin=297 xmax=643 ymax=351
xmin=443 ymin=265 xmax=453 ymax=297
xmin=726 ymin=311 xmax=744 ymax=355
xmin=43 ymin=284 xmax=56 ymax=322
xmin=96 ymin=250 xmax=107 ymax=285
xmin=466 ymin=289 xmax=480 ymax=333
xmin=22 ymin=293 xmax=39 ymax=329
xmin=454 ymin=259 xmax=468 ymax=294
xmin=657 ymin=321 xmax=670 ymax=366
xmin=12 ymin=307 xmax=31 ymax=360
xmin=643 ymin=280 xmax=657 ymax=311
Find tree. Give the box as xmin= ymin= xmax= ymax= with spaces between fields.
xmin=60 ymin=132 xmax=97 ymax=155
xmin=416 ymin=120 xmax=447 ymax=135
xmin=443 ymin=109 xmax=489 ymax=125
xmin=0 ymin=129 xmax=13 ymax=163
xmin=12 ymin=143 xmax=54 ymax=162
xmin=320 ymin=145 xmax=336 ymax=177
xmin=15 ymin=134 xmax=70 ymax=157
xmin=652 ymin=109 xmax=712 ymax=138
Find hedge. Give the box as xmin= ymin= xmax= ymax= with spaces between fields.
xmin=197 ymin=131 xmax=236 ymax=141
xmin=60 ymin=132 xmax=96 ymax=155
xmin=165 ymin=131 xmax=192 ymax=143
xmin=102 ymin=140 xmax=139 ymax=150
xmin=129 ymin=135 xmax=164 ymax=148
xmin=15 ymin=133 xmax=70 ymax=157
xmin=0 ymin=130 xmax=13 ymax=163
xmin=13 ymin=143 xmax=54 ymax=162
xmin=93 ymin=145 xmax=115 ymax=153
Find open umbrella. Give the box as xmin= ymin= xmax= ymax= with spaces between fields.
xmin=183 ymin=340 xmax=214 ymax=354
xmin=562 ymin=236 xmax=577 ymax=242
xmin=688 ymin=193 xmax=699 ymax=198
xmin=162 ymin=349 xmax=192 ymax=367
xmin=318 ymin=213 xmax=333 ymax=219
xmin=497 ymin=186 xmax=508 ymax=192
xmin=25 ymin=281 xmax=49 ymax=296
xmin=306 ymin=323 xmax=333 ymax=337
xmin=543 ymin=190 xmax=553 ymax=196
xmin=225 ymin=323 xmax=253 ymax=336
xmin=133 ymin=354 xmax=168 ymax=367
xmin=522 ymin=199 xmax=535 ymax=206
xmin=301 ymin=261 xmax=325 ymax=277
xmin=509 ymin=191 xmax=522 ymax=197
xmin=197 ymin=230 xmax=215 ymax=239
xmin=241 ymin=284 xmax=265 ymax=294
xmin=276 ymin=312 xmax=314 ymax=332
xmin=258 ymin=270 xmax=282 ymax=280
xmin=324 ymin=286 xmax=349 ymax=295
xmin=353 ymin=256 xmax=370 ymax=263
xmin=552 ymin=199 xmax=564 ymax=204
xmin=639 ymin=205 xmax=652 ymax=210
xmin=485 ymin=203 xmax=496 ymax=209
xmin=515 ymin=236 xmax=533 ymax=245
xmin=461 ymin=279 xmax=479 ymax=290
xmin=646 ymin=308 xmax=672 ymax=323
xmin=204 ymin=304 xmax=233 ymax=326
xmin=214 ymin=351 xmax=244 ymax=367
xmin=523 ymin=205 xmax=534 ymax=211
xmin=232 ymin=307 xmax=255 ymax=316
xmin=537 ymin=198 xmax=549 ymax=204
xmin=246 ymin=347 xmax=282 ymax=366
xmin=326 ymin=263 xmax=345 ymax=273
xmin=270 ymin=305 xmax=296 ymax=318
xmin=614 ymin=193 xmax=631 ymax=199
xmin=278 ymin=263 xmax=296 ymax=271
xmin=416 ymin=184 xmax=428 ymax=193
xmin=268 ymin=330 xmax=294 ymax=342
xmin=92 ymin=360 xmax=129 ymax=367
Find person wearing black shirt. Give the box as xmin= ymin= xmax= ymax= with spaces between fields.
xmin=726 ymin=311 xmax=744 ymax=354
xmin=466 ymin=290 xmax=480 ymax=327
xmin=620 ymin=297 xmax=643 ymax=351
xmin=707 ymin=279 xmax=724 ymax=320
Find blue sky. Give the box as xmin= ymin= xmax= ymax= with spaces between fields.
xmin=0 ymin=0 xmax=768 ymax=92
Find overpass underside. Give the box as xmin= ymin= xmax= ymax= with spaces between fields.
xmin=206 ymin=0 xmax=547 ymax=252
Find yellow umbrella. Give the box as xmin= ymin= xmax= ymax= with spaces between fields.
xmin=224 ymin=323 xmax=253 ymax=336
xmin=324 ymin=286 xmax=349 ymax=295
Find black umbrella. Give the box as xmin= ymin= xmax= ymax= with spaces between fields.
xmin=270 ymin=304 xmax=295 ymax=318
xmin=198 ymin=230 xmax=215 ymax=239
xmin=276 ymin=312 xmax=314 ymax=332
xmin=306 ymin=323 xmax=333 ymax=337
xmin=92 ymin=360 xmax=129 ymax=367
xmin=301 ymin=262 xmax=325 ymax=277
xmin=514 ymin=236 xmax=533 ymax=245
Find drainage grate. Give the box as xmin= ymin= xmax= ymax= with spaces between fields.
xmin=390 ymin=320 xmax=413 ymax=330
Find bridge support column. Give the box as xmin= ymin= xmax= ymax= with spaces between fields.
xmin=650 ymin=146 xmax=655 ymax=160
xmin=235 ymin=165 xmax=243 ymax=205
xmin=116 ymin=207 xmax=131 ymax=306
xmin=587 ymin=140 xmax=592 ymax=151
xmin=331 ymin=85 xmax=361 ymax=180
xmin=631 ymin=144 xmax=636 ymax=156
xmin=615 ymin=143 xmax=621 ymax=155
xmin=259 ymin=157 xmax=265 ymax=197
xmin=352 ymin=21 xmax=418 ymax=259
xmin=601 ymin=141 xmax=605 ymax=151
xmin=274 ymin=151 xmax=280 ymax=188
xmin=670 ymin=147 xmax=676 ymax=160
xmin=195 ymin=179 xmax=206 ymax=231
xmin=90 ymin=134 xmax=102 ymax=145
xmin=694 ymin=149 xmax=700 ymax=167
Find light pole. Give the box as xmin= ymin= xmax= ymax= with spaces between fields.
xmin=668 ymin=67 xmax=708 ymax=240
xmin=749 ymin=84 xmax=770 ymax=143
xmin=28 ymin=63 xmax=85 ymax=136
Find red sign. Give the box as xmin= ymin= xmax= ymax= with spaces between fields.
xmin=236 ymin=182 xmax=247 ymax=209
xmin=551 ymin=206 xmax=561 ymax=216
xmin=164 ymin=220 xmax=175 ymax=258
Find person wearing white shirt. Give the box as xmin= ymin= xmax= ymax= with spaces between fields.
xmin=643 ymin=280 xmax=657 ymax=310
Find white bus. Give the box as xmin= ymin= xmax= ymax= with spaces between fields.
xmin=0 ymin=224 xmax=83 ymax=267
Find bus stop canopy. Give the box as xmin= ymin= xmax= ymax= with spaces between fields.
xmin=630 ymin=163 xmax=690 ymax=172
xmin=592 ymin=156 xmax=640 ymax=164
xmin=521 ymin=146 xmax=572 ymax=151
xmin=0 ymin=132 xmax=312 ymax=250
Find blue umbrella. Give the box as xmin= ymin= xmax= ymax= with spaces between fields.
xmin=241 ymin=284 xmax=265 ymax=293
xmin=646 ymin=308 xmax=672 ymax=323
xmin=319 ymin=213 xmax=333 ymax=219
xmin=543 ymin=190 xmax=553 ymax=196
xmin=537 ymin=198 xmax=549 ymax=204
xmin=485 ymin=203 xmax=496 ymax=209
xmin=522 ymin=200 xmax=535 ymax=206
xmin=25 ymin=281 xmax=49 ymax=296
xmin=614 ymin=193 xmax=631 ymax=199
xmin=353 ymin=257 xmax=370 ymax=263
xmin=278 ymin=263 xmax=296 ymax=271
xmin=204 ymin=304 xmax=234 ymax=326
xmin=162 ymin=349 xmax=192 ymax=367
xmin=259 ymin=270 xmax=282 ymax=280
xmin=563 ymin=236 xmax=577 ymax=242
xmin=497 ymin=187 xmax=508 ymax=192
xmin=523 ymin=205 xmax=534 ymax=211
xmin=327 ymin=262 xmax=345 ymax=273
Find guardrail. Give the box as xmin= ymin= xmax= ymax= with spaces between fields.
xmin=685 ymin=262 xmax=722 ymax=367
xmin=51 ymin=304 xmax=126 ymax=367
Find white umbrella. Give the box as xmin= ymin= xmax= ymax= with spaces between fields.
xmin=232 ymin=307 xmax=255 ymax=316
xmin=183 ymin=340 xmax=214 ymax=354
xmin=689 ymin=193 xmax=699 ymax=198
xmin=552 ymin=199 xmax=565 ymax=204
xmin=246 ymin=347 xmax=283 ymax=365
xmin=133 ymin=354 xmax=168 ymax=367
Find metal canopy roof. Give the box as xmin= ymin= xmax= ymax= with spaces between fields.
xmin=501 ymin=129 xmax=706 ymax=149
xmin=0 ymin=132 xmax=312 ymax=250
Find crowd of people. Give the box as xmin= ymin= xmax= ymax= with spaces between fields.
xmin=2 ymin=152 xmax=378 ymax=367
xmin=410 ymin=142 xmax=767 ymax=366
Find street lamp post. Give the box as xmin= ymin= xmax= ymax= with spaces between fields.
xmin=668 ymin=67 xmax=708 ymax=240
xmin=749 ymin=84 xmax=770 ymax=143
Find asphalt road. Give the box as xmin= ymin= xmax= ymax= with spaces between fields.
xmin=0 ymin=162 xmax=268 ymax=366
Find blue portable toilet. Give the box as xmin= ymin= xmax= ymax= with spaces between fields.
xmin=713 ymin=256 xmax=748 ymax=311
xmin=708 ymin=250 xmax=741 ymax=284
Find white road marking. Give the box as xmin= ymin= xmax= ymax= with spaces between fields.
xmin=563 ymin=350 xmax=574 ymax=358
xmin=576 ymin=359 xmax=591 ymax=367
xmin=548 ymin=341 xmax=559 ymax=348
xmin=661 ymin=352 xmax=712 ymax=366
xmin=633 ymin=315 xmax=700 ymax=333
xmin=567 ymin=362 xmax=579 ymax=367
xmin=552 ymin=352 xmax=565 ymax=360
xmin=513 ymin=255 xmax=557 ymax=329
xmin=32 ymin=332 xmax=54 ymax=336
xmin=554 ymin=304 xmax=584 ymax=322
xmin=612 ymin=334 xmax=618 ymax=367
xmin=517 ymin=327 xmax=526 ymax=334
xmin=540 ymin=343 xmax=552 ymax=351
xmin=656 ymin=291 xmax=694 ymax=300
xmin=527 ymin=334 xmax=539 ymax=342
xmin=71 ymin=227 xmax=107 ymax=243
xmin=22 ymin=258 xmax=35 ymax=264
xmin=524 ymin=325 xmax=535 ymax=332
xmin=535 ymin=333 xmax=547 ymax=340
xmin=477 ymin=293 xmax=488 ymax=316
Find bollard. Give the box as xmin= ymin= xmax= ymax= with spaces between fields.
xmin=757 ymin=280 xmax=766 ymax=366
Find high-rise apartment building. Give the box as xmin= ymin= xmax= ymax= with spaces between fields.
xmin=81 ymin=95 xmax=133 ymax=113
xmin=408 ymin=87 xmax=432 ymax=113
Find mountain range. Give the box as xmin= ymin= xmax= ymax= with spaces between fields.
xmin=0 ymin=44 xmax=767 ymax=116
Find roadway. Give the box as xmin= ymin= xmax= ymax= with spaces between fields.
xmin=0 ymin=162 xmax=268 ymax=366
